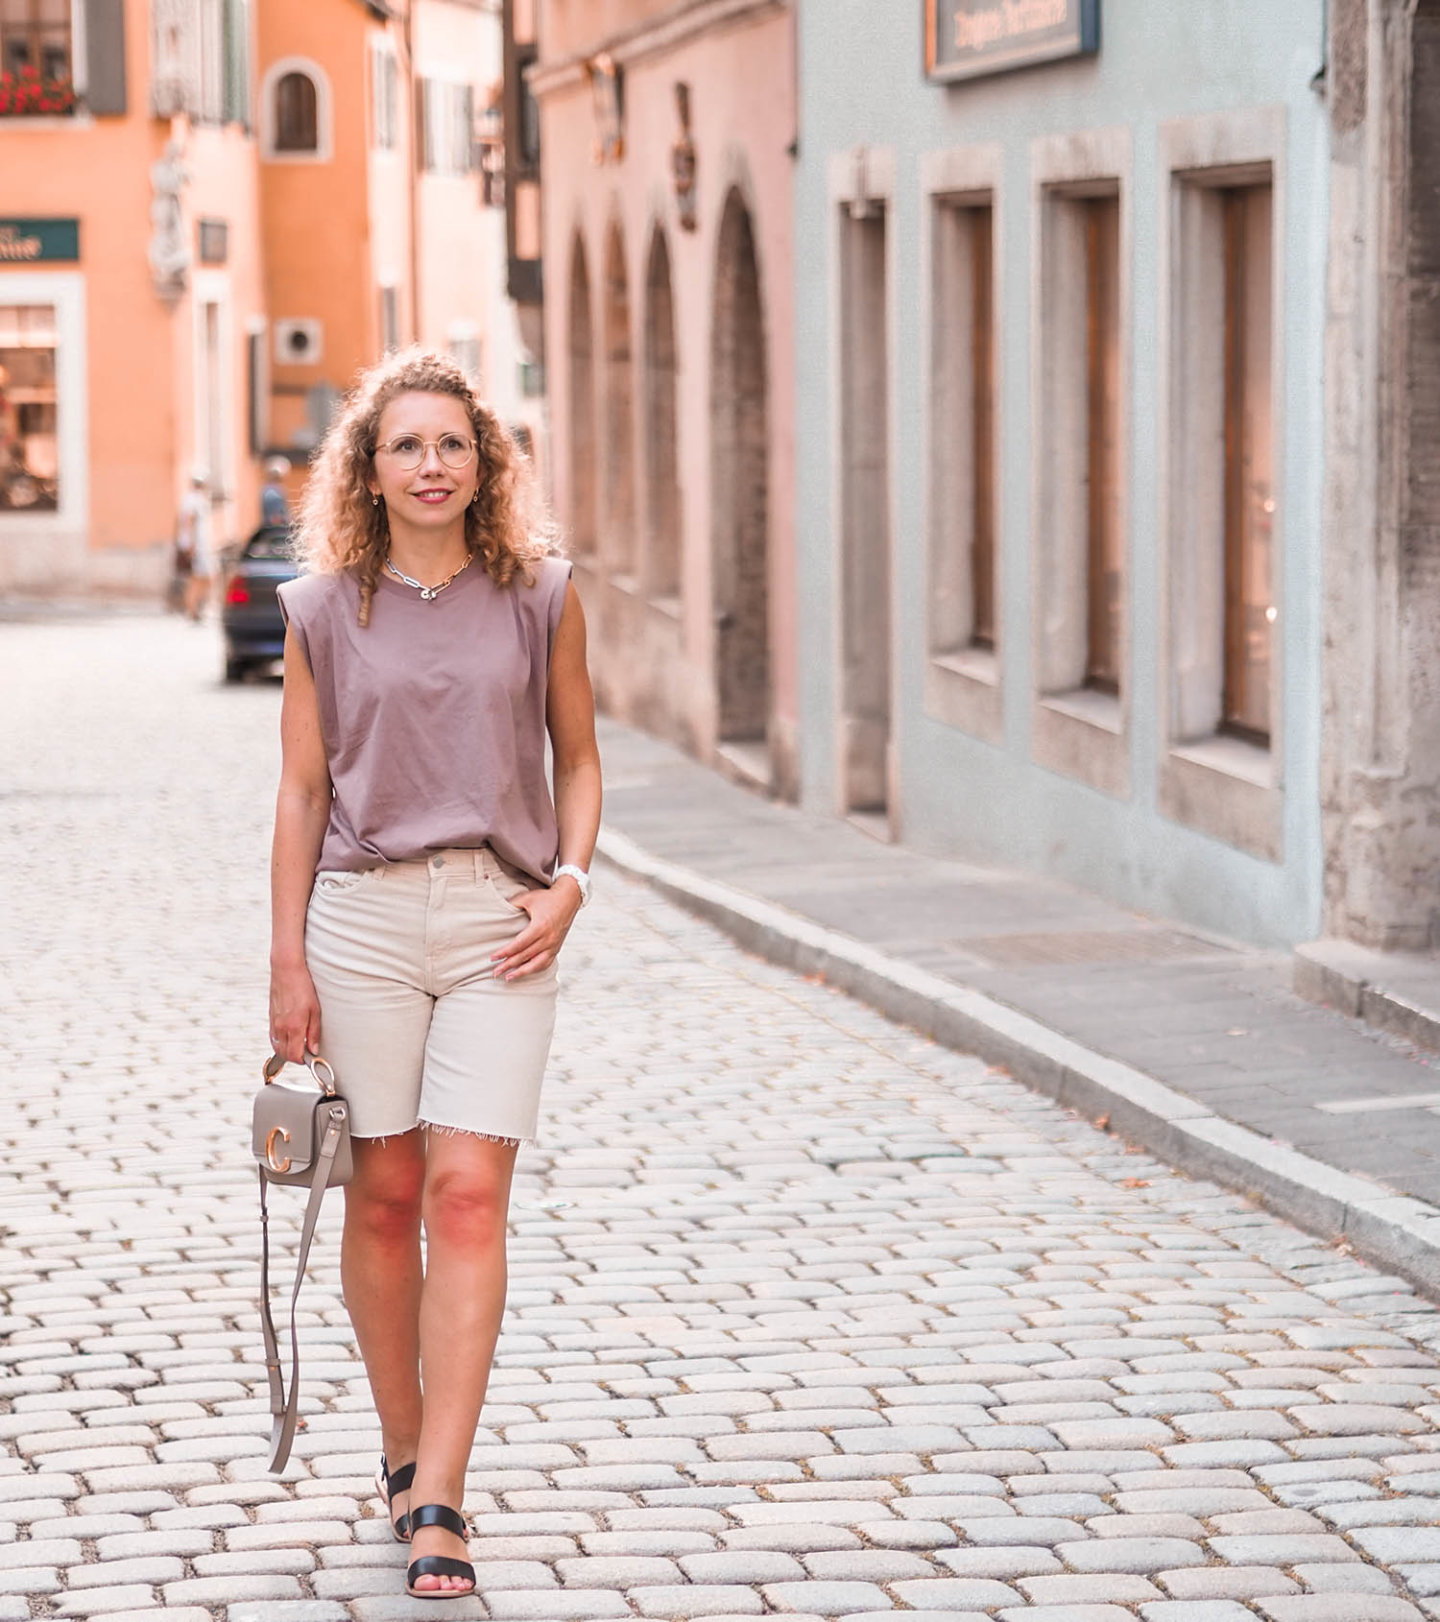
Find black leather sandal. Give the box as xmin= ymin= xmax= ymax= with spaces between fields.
xmin=374 ymin=1455 xmax=416 ymax=1543
xmin=405 ymin=1503 xmax=475 ymax=1599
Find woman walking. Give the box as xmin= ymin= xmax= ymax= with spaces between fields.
xmin=268 ymin=349 xmax=601 ymax=1598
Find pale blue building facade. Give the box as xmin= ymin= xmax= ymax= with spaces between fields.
xmin=793 ymin=0 xmax=1332 ymax=946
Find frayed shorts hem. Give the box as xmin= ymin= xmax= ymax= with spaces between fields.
xmin=351 ymin=1121 xmax=531 ymax=1150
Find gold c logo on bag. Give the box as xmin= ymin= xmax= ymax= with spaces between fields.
xmin=265 ymin=1126 xmax=293 ymax=1174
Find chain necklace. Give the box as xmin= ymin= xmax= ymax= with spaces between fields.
xmin=383 ymin=550 xmax=474 ymax=601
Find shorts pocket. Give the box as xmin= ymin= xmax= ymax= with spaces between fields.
xmin=314 ymin=869 xmax=371 ymax=894
xmin=485 ymin=873 xmax=531 ymax=916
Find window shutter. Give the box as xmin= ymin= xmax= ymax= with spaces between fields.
xmin=223 ymin=0 xmax=250 ymax=127
xmin=417 ymin=78 xmax=433 ymax=170
xmin=84 ymin=0 xmax=127 ymax=116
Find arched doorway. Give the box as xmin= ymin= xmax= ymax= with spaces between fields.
xmin=567 ymin=234 xmax=596 ymax=556
xmin=710 ymin=189 xmax=770 ymax=761
xmin=644 ymin=227 xmax=681 ymax=601
xmin=602 ymin=223 xmax=636 ymax=577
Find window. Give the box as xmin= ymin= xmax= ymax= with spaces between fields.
xmin=1160 ymin=110 xmax=1283 ymax=862
xmin=379 ymin=286 xmax=399 ymax=355
xmin=261 ymin=56 xmax=330 ymax=161
xmin=930 ymin=195 xmax=996 ymax=661
xmin=1029 ymin=129 xmax=1130 ymax=797
xmin=1083 ymin=194 xmax=1122 ymax=692
xmin=197 ymin=218 xmax=228 ymax=265
xmin=371 ymin=43 xmax=397 ymax=149
xmin=1221 ymin=182 xmax=1274 ymax=745
xmin=199 ymin=299 xmax=225 ymax=489
xmin=1037 ymin=183 xmax=1123 ymax=702
xmin=922 ymin=146 xmax=1002 ymax=745
xmin=449 ymin=330 xmax=480 ymax=379
xmin=0 ymin=0 xmax=70 ymax=80
xmin=0 ymin=303 xmax=59 ymax=512
xmin=274 ymin=69 xmax=317 ymax=152
xmin=420 ymin=78 xmax=474 ymax=175
xmin=1169 ymin=166 xmax=1276 ymax=750
xmin=0 ymin=0 xmax=75 ymax=112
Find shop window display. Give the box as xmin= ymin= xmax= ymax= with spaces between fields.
xmin=0 ymin=304 xmax=59 ymax=512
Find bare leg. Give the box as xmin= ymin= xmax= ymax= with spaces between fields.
xmin=185 ymin=572 xmax=211 ymax=621
xmin=407 ymin=1129 xmax=518 ymax=1593
xmin=341 ymin=1130 xmax=427 ymax=1529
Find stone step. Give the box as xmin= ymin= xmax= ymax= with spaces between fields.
xmin=1296 ymin=939 xmax=1440 ymax=1054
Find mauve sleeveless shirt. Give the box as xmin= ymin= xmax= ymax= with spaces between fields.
xmin=277 ymin=555 xmax=573 ymax=883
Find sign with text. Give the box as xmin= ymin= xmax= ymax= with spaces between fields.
xmin=926 ymin=0 xmax=1099 ymax=83
xmin=0 ymin=218 xmax=80 ymax=263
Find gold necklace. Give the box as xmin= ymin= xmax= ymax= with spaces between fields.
xmin=383 ymin=551 xmax=474 ymax=601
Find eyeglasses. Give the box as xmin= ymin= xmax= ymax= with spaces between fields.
xmin=373 ymin=433 xmax=477 ymax=471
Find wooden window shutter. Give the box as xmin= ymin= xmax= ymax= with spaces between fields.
xmin=85 ymin=0 xmax=127 ymax=116
xmin=417 ymin=77 xmax=433 ymax=170
xmin=223 ymin=0 xmax=250 ymax=127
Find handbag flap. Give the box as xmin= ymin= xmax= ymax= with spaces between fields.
xmin=253 ymin=1081 xmax=324 ymax=1175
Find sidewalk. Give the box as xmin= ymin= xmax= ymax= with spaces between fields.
xmin=595 ymin=718 xmax=1440 ymax=1296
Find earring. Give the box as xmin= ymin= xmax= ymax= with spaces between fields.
xmin=371 ymin=492 xmax=380 ymax=507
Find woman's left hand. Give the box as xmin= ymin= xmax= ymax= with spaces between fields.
xmin=492 ymin=879 xmax=583 ymax=981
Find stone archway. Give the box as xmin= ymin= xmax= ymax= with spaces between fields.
xmin=644 ymin=226 xmax=681 ymax=600
xmin=710 ymin=189 xmax=770 ymax=758
xmin=602 ymin=223 xmax=636 ymax=577
xmin=567 ymin=234 xmax=596 ymax=556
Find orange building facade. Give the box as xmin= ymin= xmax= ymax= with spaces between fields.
xmin=0 ymin=0 xmax=532 ymax=597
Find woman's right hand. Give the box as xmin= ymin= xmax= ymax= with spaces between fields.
xmin=269 ymin=960 xmax=321 ymax=1063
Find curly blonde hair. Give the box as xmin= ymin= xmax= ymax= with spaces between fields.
xmin=294 ymin=347 xmax=557 ymax=625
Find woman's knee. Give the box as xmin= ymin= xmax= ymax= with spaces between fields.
xmin=346 ymin=1135 xmax=426 ymax=1240
xmin=423 ymin=1164 xmax=510 ymax=1249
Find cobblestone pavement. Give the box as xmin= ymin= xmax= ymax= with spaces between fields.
xmin=6 ymin=615 xmax=1440 ymax=1622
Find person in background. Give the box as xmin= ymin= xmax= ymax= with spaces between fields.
xmin=177 ymin=469 xmax=215 ymax=622
xmin=261 ymin=456 xmax=292 ymax=528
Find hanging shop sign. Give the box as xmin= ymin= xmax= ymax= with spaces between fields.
xmin=0 ymin=217 xmax=80 ymax=263
xmin=926 ymin=0 xmax=1099 ymax=83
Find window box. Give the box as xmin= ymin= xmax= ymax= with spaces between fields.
xmin=0 ymin=68 xmax=76 ymax=116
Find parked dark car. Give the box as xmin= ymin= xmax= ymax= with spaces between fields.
xmin=222 ymin=524 xmax=297 ymax=682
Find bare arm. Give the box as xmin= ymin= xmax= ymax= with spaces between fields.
xmin=549 ymin=581 xmax=603 ymax=881
xmin=269 ymin=624 xmax=332 ymax=1059
xmin=492 ymin=581 xmax=601 ymax=980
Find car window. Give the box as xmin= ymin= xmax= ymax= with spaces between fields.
xmin=244 ymin=528 xmax=296 ymax=561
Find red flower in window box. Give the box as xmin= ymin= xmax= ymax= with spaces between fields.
xmin=0 ymin=72 xmax=76 ymax=116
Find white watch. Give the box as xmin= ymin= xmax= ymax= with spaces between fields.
xmin=554 ymin=863 xmax=591 ymax=906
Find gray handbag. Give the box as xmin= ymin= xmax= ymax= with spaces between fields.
xmin=252 ymin=1052 xmax=352 ymax=1472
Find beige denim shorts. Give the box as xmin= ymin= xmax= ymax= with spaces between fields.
xmin=303 ymin=847 xmax=558 ymax=1142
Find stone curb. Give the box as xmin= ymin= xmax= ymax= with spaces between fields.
xmin=598 ymin=827 xmax=1440 ymax=1300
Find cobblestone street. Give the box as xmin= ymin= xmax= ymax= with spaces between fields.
xmin=9 ymin=614 xmax=1440 ymax=1622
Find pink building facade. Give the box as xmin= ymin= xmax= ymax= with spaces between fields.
xmin=533 ymin=0 xmax=798 ymax=796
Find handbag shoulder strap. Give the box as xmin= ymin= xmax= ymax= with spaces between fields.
xmin=259 ymin=1100 xmax=347 ymax=1473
